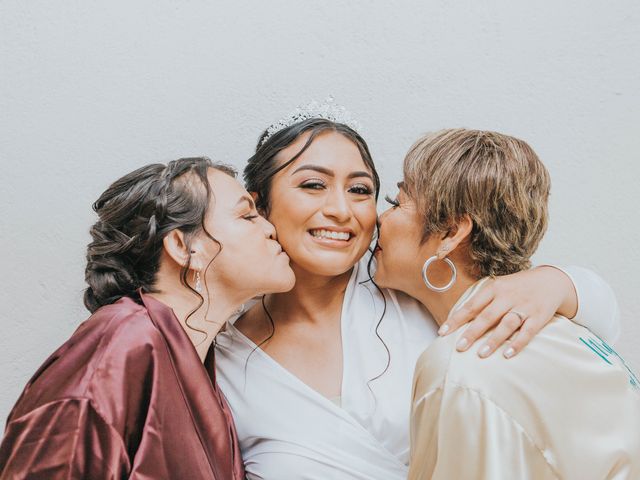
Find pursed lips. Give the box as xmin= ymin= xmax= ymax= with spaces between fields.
xmin=271 ymin=241 xmax=285 ymax=255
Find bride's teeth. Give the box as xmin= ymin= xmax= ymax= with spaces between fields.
xmin=311 ymin=229 xmax=350 ymax=240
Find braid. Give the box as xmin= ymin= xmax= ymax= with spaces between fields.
xmin=83 ymin=157 xmax=233 ymax=313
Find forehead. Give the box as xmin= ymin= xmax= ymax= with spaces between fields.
xmin=207 ymin=169 xmax=247 ymax=208
xmin=278 ymin=130 xmax=369 ymax=173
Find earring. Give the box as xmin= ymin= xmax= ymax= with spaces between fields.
xmin=194 ymin=270 xmax=202 ymax=293
xmin=422 ymin=255 xmax=457 ymax=292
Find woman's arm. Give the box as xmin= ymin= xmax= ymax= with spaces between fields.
xmin=0 ymin=398 xmax=129 ymax=479
xmin=549 ymin=265 xmax=620 ymax=342
xmin=441 ymin=265 xmax=620 ymax=358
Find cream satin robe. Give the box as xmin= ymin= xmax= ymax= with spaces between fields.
xmin=216 ymin=255 xmax=620 ymax=480
xmin=409 ymin=279 xmax=639 ymax=480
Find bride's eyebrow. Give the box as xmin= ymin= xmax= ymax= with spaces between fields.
xmin=292 ymin=165 xmax=333 ymax=176
xmin=292 ymin=164 xmax=373 ymax=181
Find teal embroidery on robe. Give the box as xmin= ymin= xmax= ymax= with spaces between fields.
xmin=579 ymin=335 xmax=639 ymax=390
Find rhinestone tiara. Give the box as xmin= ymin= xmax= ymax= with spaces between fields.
xmin=259 ymin=96 xmax=362 ymax=147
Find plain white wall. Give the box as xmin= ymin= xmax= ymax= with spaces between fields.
xmin=1 ymin=0 xmax=638 ymax=421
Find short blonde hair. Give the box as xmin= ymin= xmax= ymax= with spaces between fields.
xmin=403 ymin=128 xmax=551 ymax=278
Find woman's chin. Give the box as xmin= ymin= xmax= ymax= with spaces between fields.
xmin=282 ymin=272 xmax=297 ymax=291
xmin=373 ymin=270 xmax=388 ymax=289
xmin=373 ymin=261 xmax=400 ymax=290
xmin=268 ymin=270 xmax=297 ymax=294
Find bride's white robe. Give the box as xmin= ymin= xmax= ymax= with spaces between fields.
xmin=215 ymin=255 xmax=619 ymax=480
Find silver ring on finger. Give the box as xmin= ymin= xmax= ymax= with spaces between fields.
xmin=507 ymin=309 xmax=527 ymax=326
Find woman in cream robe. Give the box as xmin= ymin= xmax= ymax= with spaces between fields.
xmin=409 ymin=280 xmax=639 ymax=479
xmin=372 ymin=128 xmax=640 ymax=480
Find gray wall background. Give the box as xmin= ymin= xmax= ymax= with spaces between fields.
xmin=1 ymin=0 xmax=639 ymax=421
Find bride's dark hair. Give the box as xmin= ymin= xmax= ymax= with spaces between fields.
xmin=84 ymin=157 xmax=235 ymax=313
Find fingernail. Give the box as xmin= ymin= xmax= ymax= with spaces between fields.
xmin=456 ymin=337 xmax=469 ymax=351
xmin=478 ymin=345 xmax=491 ymax=358
xmin=504 ymin=347 xmax=515 ymax=359
xmin=438 ymin=324 xmax=450 ymax=336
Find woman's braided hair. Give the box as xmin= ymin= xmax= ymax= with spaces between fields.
xmin=84 ymin=157 xmax=235 ymax=313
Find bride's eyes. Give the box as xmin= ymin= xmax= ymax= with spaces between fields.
xmin=299 ymin=179 xmax=326 ymax=190
xmin=384 ymin=194 xmax=400 ymax=208
xmin=298 ymin=180 xmax=372 ymax=195
xmin=349 ymin=183 xmax=373 ymax=195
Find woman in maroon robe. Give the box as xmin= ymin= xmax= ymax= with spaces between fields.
xmin=0 ymin=157 xmax=295 ymax=479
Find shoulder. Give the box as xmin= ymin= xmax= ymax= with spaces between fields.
xmin=413 ymin=332 xmax=458 ymax=400
xmin=88 ymin=297 xmax=151 ymax=332
xmin=79 ymin=299 xmax=170 ymax=384
xmin=416 ymin=318 xmax=602 ymax=416
xmin=413 ymin=324 xmax=537 ymax=403
xmin=8 ymin=299 xmax=165 ymax=422
xmin=422 ymin=326 xmax=529 ymax=396
xmin=66 ymin=298 xmax=168 ymax=378
xmin=84 ymin=297 xmax=164 ymax=349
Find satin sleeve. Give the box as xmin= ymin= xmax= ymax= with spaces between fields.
xmin=0 ymin=397 xmax=130 ymax=479
xmin=547 ymin=265 xmax=621 ymax=343
xmin=408 ymin=384 xmax=557 ymax=480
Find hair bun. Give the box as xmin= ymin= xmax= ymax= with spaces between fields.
xmin=84 ymin=218 xmax=142 ymax=312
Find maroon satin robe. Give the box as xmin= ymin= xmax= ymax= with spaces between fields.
xmin=0 ymin=293 xmax=245 ymax=479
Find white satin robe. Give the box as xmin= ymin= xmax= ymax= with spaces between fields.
xmin=215 ymin=255 xmax=620 ymax=480
xmin=409 ymin=279 xmax=639 ymax=480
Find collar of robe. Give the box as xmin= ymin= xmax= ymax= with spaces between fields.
xmin=138 ymin=290 xmax=239 ymax=478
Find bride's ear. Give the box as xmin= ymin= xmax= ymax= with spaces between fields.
xmin=436 ymin=215 xmax=473 ymax=259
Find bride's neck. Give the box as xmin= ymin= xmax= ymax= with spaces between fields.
xmin=265 ymin=264 xmax=353 ymax=326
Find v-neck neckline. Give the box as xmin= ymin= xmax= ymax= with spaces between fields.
xmin=225 ymin=320 xmax=407 ymax=469
xmin=217 ymin=257 xmax=412 ymax=471
xmin=228 ymin=263 xmax=360 ymax=410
